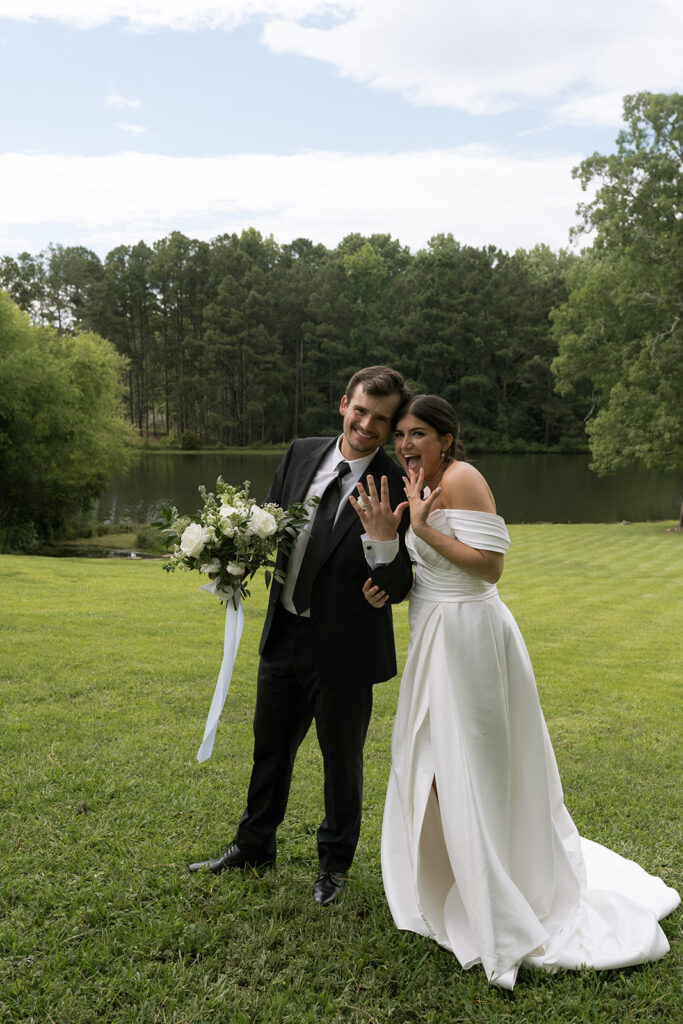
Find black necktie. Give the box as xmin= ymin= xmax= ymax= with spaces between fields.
xmin=292 ymin=460 xmax=351 ymax=614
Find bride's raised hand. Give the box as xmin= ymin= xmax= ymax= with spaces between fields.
xmin=404 ymin=467 xmax=441 ymax=534
xmin=349 ymin=474 xmax=408 ymax=540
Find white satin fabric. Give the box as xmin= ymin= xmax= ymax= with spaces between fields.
xmin=196 ymin=594 xmax=244 ymax=763
xmin=382 ymin=509 xmax=679 ymax=989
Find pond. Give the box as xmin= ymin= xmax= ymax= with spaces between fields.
xmin=97 ymin=451 xmax=682 ymax=524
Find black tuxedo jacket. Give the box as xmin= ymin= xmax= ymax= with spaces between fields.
xmin=259 ymin=437 xmax=413 ymax=688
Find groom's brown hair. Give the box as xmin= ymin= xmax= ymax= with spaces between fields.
xmin=345 ymin=365 xmax=412 ymax=423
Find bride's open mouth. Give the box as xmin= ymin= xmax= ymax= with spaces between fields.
xmin=403 ymin=455 xmax=421 ymax=472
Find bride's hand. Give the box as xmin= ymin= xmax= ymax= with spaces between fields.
xmin=404 ymin=467 xmax=441 ymax=534
xmin=362 ymin=577 xmax=389 ymax=608
xmin=349 ymin=474 xmax=408 ymax=540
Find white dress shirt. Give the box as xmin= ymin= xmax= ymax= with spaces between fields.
xmin=280 ymin=437 xmax=399 ymax=616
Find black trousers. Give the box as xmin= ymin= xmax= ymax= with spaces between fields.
xmin=235 ymin=605 xmax=373 ymax=872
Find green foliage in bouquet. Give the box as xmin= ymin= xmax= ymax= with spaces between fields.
xmin=159 ymin=478 xmax=314 ymax=603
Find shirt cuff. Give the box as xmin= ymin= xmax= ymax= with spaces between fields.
xmin=362 ymin=535 xmax=399 ymax=568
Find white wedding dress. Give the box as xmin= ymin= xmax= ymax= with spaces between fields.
xmin=382 ymin=509 xmax=679 ymax=990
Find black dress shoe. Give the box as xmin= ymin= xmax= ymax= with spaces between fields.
xmin=312 ymin=869 xmax=346 ymax=906
xmin=188 ymin=842 xmax=275 ymax=873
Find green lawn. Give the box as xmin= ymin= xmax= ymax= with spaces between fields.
xmin=1 ymin=522 xmax=681 ymax=1023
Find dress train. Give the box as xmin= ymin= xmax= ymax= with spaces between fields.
xmin=381 ymin=510 xmax=679 ymax=989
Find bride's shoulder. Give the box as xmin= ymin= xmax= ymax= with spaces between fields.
xmin=439 ymin=460 xmax=496 ymax=514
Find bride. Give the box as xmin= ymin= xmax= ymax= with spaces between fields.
xmin=352 ymin=394 xmax=679 ymax=990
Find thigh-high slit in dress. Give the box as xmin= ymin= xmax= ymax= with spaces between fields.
xmin=381 ymin=509 xmax=679 ymax=989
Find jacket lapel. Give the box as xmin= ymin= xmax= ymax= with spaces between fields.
xmin=322 ymin=448 xmax=391 ymax=558
xmin=274 ymin=437 xmax=337 ymax=579
xmin=288 ymin=438 xmax=337 ymax=504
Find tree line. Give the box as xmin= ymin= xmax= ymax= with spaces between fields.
xmin=0 ymin=231 xmax=591 ymax=452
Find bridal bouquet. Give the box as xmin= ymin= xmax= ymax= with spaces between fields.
xmin=160 ymin=478 xmax=312 ymax=605
xmin=160 ymin=478 xmax=313 ymax=763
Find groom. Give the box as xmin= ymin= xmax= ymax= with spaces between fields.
xmin=190 ymin=365 xmax=413 ymax=905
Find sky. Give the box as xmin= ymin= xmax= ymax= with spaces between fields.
xmin=0 ymin=0 xmax=681 ymax=259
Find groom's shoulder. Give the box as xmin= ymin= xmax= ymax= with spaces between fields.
xmin=288 ymin=436 xmax=334 ymax=458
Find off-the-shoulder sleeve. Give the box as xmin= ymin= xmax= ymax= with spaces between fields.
xmin=442 ymin=510 xmax=511 ymax=553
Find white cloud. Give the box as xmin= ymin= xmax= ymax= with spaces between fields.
xmin=0 ymin=1 xmax=346 ymax=31
xmin=2 ymin=2 xmax=680 ymax=126
xmin=0 ymin=148 xmax=585 ymax=256
xmin=106 ymin=90 xmax=141 ymax=110
xmin=116 ymin=122 xmax=146 ymax=135
xmin=261 ymin=0 xmax=683 ymax=125
xmin=553 ymin=92 xmax=625 ymax=128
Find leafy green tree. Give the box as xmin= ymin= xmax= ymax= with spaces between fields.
xmin=92 ymin=242 xmax=159 ymax=433
xmin=552 ymin=92 xmax=683 ymax=497
xmin=204 ymin=230 xmax=282 ymax=444
xmin=148 ymin=232 xmax=212 ymax=437
xmin=274 ymin=238 xmax=329 ymax=437
xmin=0 ymin=251 xmax=46 ymax=318
xmin=500 ymin=246 xmax=584 ymax=449
xmin=339 ymin=234 xmax=412 ymax=373
xmin=394 ymin=235 xmax=504 ymax=445
xmin=42 ymin=244 xmax=104 ymax=332
xmin=0 ymin=291 xmax=138 ymax=547
xmin=301 ymin=253 xmax=354 ymax=433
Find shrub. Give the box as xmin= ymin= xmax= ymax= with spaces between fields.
xmin=180 ymin=430 xmax=203 ymax=450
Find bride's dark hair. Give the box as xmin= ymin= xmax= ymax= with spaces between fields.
xmin=401 ymin=395 xmax=467 ymax=463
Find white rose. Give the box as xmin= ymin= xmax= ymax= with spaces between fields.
xmin=248 ymin=506 xmax=277 ymax=538
xmin=219 ymin=504 xmax=238 ymax=537
xmin=199 ymin=578 xmax=235 ymax=602
xmin=180 ymin=522 xmax=208 ymax=558
xmin=227 ymin=561 xmax=246 ymax=577
xmin=200 ymin=558 xmax=221 ymax=575
xmin=215 ymin=582 xmax=235 ymax=602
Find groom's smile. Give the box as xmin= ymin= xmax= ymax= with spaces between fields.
xmin=339 ymin=385 xmax=401 ymax=460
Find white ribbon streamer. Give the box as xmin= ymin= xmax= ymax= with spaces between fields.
xmin=196 ymin=593 xmax=244 ymax=763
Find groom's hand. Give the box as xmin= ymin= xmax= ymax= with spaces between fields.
xmin=349 ymin=475 xmax=408 ymax=541
xmin=362 ymin=577 xmax=389 ymax=608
